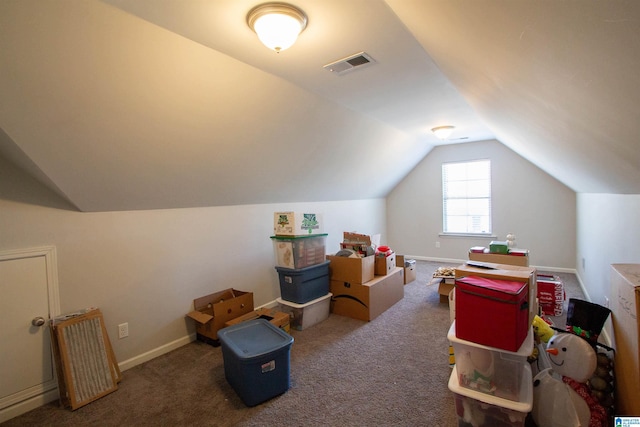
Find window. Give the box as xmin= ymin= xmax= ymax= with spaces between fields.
xmin=442 ymin=159 xmax=491 ymax=234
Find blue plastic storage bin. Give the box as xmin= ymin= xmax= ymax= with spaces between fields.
xmin=275 ymin=260 xmax=330 ymax=304
xmin=218 ymin=318 xmax=294 ymax=407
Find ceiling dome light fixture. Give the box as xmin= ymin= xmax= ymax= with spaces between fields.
xmin=247 ymin=2 xmax=308 ymax=53
xmin=431 ymin=125 xmax=455 ymax=140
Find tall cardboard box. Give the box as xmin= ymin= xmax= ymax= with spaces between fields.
xmin=186 ymin=288 xmax=254 ymax=341
xmin=396 ymin=255 xmax=417 ymax=284
xmin=455 ymin=262 xmax=537 ymax=325
xmin=330 ymin=267 xmax=404 ymax=321
xmin=375 ymin=252 xmax=396 ymax=276
xmin=610 ymin=264 xmax=640 ymax=416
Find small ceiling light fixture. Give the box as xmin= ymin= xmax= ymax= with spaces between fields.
xmin=431 ymin=125 xmax=455 ymax=140
xmin=247 ymin=2 xmax=308 ymax=53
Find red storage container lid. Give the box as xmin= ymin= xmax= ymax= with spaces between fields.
xmin=456 ymin=276 xmax=527 ymax=302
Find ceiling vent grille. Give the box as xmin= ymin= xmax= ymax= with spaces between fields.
xmin=323 ymin=52 xmax=375 ymax=75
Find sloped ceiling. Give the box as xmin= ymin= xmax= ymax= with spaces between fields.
xmin=1 ymin=1 xmax=638 ymax=212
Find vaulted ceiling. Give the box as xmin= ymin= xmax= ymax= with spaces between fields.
xmin=1 ymin=0 xmax=638 ymax=212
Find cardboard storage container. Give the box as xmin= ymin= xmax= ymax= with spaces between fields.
xmin=448 ymin=321 xmax=533 ymax=401
xmin=438 ymin=278 xmax=455 ymax=303
xmin=277 ymin=292 xmax=332 ymax=330
xmin=275 ymin=260 xmax=330 ymax=304
xmin=448 ymin=364 xmax=532 ymax=427
xmin=455 ymin=276 xmax=529 ymax=352
xmin=469 ymin=251 xmax=529 ymax=267
xmin=536 ymin=274 xmax=564 ymax=316
xmin=455 ymin=262 xmax=537 ymax=325
xmin=218 ymin=319 xmax=294 ymax=407
xmin=330 ymin=267 xmax=404 ymax=321
xmin=271 ymin=234 xmax=327 ymax=269
xmin=273 ymin=211 xmax=323 ymax=236
xmin=186 ymin=288 xmax=254 ymax=341
xmin=396 ymin=255 xmax=416 ymax=284
xmin=374 ymin=251 xmax=396 ymax=276
xmin=224 ymin=307 xmax=291 ymax=333
xmin=610 ymin=264 xmax=640 ymax=416
xmin=326 ymin=254 xmax=375 ymax=284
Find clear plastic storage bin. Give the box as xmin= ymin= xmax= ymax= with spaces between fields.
xmin=448 ymin=320 xmax=533 ymax=401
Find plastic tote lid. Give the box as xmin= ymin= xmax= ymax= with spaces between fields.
xmin=218 ymin=319 xmax=293 ymax=360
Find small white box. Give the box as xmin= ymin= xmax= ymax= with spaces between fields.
xmin=274 ymin=212 xmax=323 ymax=236
xmin=277 ymin=293 xmax=331 ymax=330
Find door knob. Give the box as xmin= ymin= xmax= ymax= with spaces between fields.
xmin=31 ymin=316 xmax=46 ymax=327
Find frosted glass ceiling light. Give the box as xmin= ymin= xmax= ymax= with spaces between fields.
xmin=431 ymin=126 xmax=455 ymax=140
xmin=247 ymin=3 xmax=308 ymax=53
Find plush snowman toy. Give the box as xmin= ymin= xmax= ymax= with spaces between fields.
xmin=532 ymin=333 xmax=605 ymax=427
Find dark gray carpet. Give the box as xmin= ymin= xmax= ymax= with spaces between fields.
xmin=2 ymin=261 xmax=584 ymax=427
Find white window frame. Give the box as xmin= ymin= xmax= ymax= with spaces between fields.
xmin=441 ymin=159 xmax=492 ymax=235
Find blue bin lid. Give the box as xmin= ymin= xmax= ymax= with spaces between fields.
xmin=218 ymin=319 xmax=293 ymax=360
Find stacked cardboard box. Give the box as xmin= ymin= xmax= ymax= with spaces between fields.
xmin=327 ymin=232 xmax=404 ymax=321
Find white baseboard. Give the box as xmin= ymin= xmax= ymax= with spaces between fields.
xmin=0 ymin=389 xmax=59 ymax=424
xmin=117 ymin=333 xmax=196 ymax=372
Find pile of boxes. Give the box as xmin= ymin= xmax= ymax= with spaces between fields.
xmin=326 ymin=232 xmax=404 ymax=321
xmin=448 ymin=262 xmax=537 ymax=427
xmin=271 ymin=212 xmax=332 ymax=331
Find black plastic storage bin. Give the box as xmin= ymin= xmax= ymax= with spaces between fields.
xmin=275 ymin=260 xmax=330 ymax=304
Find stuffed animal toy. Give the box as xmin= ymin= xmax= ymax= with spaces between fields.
xmin=532 ymin=333 xmax=607 ymax=427
xmin=533 ymin=315 xmax=555 ymax=343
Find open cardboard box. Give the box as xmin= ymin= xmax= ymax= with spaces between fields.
xmin=224 ymin=307 xmax=290 ymax=333
xmin=326 ymin=254 xmax=375 ymax=284
xmin=187 ymin=288 xmax=254 ymax=341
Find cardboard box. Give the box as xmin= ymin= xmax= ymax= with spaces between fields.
xmin=326 ymin=254 xmax=375 ymax=284
xmin=469 ymin=251 xmax=529 ymax=267
xmin=330 ymin=267 xmax=404 ymax=321
xmin=274 ymin=211 xmax=323 ymax=236
xmin=224 ymin=307 xmax=291 ymax=333
xmin=375 ymin=252 xmax=396 ymax=276
xmin=536 ymin=274 xmax=564 ymax=316
xmin=455 ymin=262 xmax=537 ymax=325
xmin=610 ymin=264 xmax=640 ymax=416
xmin=438 ymin=278 xmax=455 ymax=303
xmin=396 ymin=255 xmax=416 ymax=284
xmin=186 ymin=288 xmax=254 ymax=341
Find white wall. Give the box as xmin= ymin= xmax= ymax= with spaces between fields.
xmin=387 ymin=140 xmax=577 ymax=269
xmin=0 ymin=154 xmax=386 ymax=366
xmin=576 ymin=193 xmax=640 ymax=306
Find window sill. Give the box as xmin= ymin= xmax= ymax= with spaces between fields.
xmin=439 ymin=233 xmax=497 ymax=239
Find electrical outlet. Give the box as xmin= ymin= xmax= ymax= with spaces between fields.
xmin=435 ymin=241 xmax=440 ymax=248
xmin=118 ymin=322 xmax=129 ymax=339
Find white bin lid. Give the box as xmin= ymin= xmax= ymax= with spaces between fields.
xmin=277 ymin=292 xmax=332 ymax=309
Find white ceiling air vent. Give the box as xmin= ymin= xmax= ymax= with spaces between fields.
xmin=323 ymin=52 xmax=376 ymax=75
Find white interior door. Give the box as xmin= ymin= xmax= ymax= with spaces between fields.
xmin=0 ymin=247 xmax=60 ymax=422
